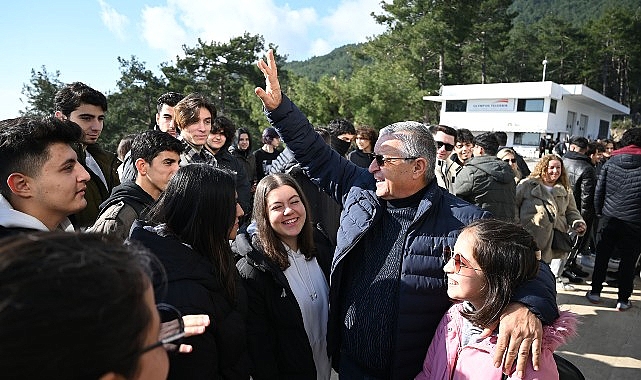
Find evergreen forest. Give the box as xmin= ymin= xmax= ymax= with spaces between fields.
xmin=19 ymin=0 xmax=641 ymax=151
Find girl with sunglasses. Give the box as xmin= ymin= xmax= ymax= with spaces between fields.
xmin=415 ymin=219 xmax=577 ymax=380
xmin=497 ymin=148 xmax=523 ymax=184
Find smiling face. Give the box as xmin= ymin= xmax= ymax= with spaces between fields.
xmin=13 ymin=142 xmax=91 ymax=230
xmin=238 ymin=133 xmax=250 ymax=151
xmin=455 ymin=142 xmax=474 ymax=161
xmin=207 ymin=129 xmax=226 ymax=154
xmin=64 ymin=103 xmax=105 ymax=145
xmin=266 ymin=185 xmax=306 ymax=250
xmin=369 ymin=134 xmax=423 ymax=200
xmin=445 ymin=229 xmax=487 ymax=309
xmin=544 ymin=159 xmax=562 ymax=186
xmin=180 ymin=107 xmax=212 ymax=147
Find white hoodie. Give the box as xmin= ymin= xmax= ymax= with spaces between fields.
xmin=0 ymin=195 xmax=75 ymax=232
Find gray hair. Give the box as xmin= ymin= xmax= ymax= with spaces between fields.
xmin=379 ymin=121 xmax=436 ymax=183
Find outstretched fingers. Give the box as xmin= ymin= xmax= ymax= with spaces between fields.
xmin=255 ymin=49 xmax=282 ymax=111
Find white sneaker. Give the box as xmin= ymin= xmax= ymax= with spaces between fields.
xmin=560 ymin=283 xmax=575 ymax=291
xmin=616 ymin=301 xmax=632 ymax=311
xmin=557 ymin=278 xmax=574 ymax=291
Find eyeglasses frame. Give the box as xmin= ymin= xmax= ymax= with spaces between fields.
xmin=368 ymin=153 xmax=419 ymax=167
xmin=140 ymin=303 xmax=186 ymax=354
xmin=443 ymin=245 xmax=483 ymax=274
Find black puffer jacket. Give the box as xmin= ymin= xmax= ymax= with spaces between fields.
xmin=562 ymin=151 xmax=596 ymax=221
xmin=595 ymin=147 xmax=641 ymax=222
xmin=454 ymin=155 xmax=517 ymax=222
xmin=234 ymin=232 xmax=331 ymax=380
xmin=129 ymin=221 xmax=250 ymax=380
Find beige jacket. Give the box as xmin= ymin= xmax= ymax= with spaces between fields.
xmin=435 ymin=157 xmax=458 ymax=193
xmin=516 ymin=177 xmax=585 ymax=262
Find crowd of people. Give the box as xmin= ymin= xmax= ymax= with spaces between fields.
xmin=0 ymin=48 xmax=639 ymax=379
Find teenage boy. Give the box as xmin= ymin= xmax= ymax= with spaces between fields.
xmin=89 ymin=130 xmax=183 ymax=240
xmin=54 ymin=82 xmax=119 ymax=228
xmin=0 ymin=117 xmax=90 ymax=238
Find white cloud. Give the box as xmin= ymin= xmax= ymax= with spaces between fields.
xmin=98 ymin=0 xmax=129 ymax=40
xmin=141 ymin=5 xmax=187 ymax=59
xmin=139 ymin=0 xmax=387 ymax=61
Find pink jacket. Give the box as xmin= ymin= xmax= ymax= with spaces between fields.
xmin=415 ymin=303 xmax=578 ymax=380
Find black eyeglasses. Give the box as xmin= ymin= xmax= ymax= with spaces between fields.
xmin=436 ymin=141 xmax=455 ymax=151
xmin=368 ymin=153 xmax=419 ymax=166
xmin=443 ymin=245 xmax=482 ymax=274
xmin=141 ymin=303 xmax=185 ymax=354
xmin=503 ymin=158 xmax=517 ymax=164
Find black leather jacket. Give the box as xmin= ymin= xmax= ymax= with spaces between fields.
xmin=563 ymin=151 xmax=596 ymax=221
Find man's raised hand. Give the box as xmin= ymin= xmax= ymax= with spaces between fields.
xmin=255 ymin=49 xmax=282 ymax=111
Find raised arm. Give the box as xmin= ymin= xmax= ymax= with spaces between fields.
xmin=255 ymin=49 xmax=283 ymax=111
xmin=254 ymin=49 xmax=371 ymax=205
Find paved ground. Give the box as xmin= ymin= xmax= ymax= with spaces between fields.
xmin=555 ymin=263 xmax=641 ymax=380
xmin=519 ymin=158 xmax=641 ymax=379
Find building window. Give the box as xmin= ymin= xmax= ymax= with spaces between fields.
xmin=549 ymin=99 xmax=557 ymax=114
xmin=514 ymin=132 xmax=540 ymax=146
xmin=445 ymin=100 xmax=467 ymax=112
xmin=598 ymin=120 xmax=609 ymax=139
xmin=517 ymin=99 xmax=544 ymax=112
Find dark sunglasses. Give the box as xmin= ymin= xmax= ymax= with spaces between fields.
xmin=436 ymin=141 xmax=455 ymax=151
xmin=503 ymin=158 xmax=517 ymax=164
xmin=141 ymin=303 xmax=185 ymax=354
xmin=368 ymin=153 xmax=419 ymax=166
xmin=443 ymin=245 xmax=482 ymax=274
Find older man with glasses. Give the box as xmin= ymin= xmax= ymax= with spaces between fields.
xmin=254 ymin=49 xmax=559 ymax=380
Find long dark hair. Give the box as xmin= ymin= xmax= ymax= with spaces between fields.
xmin=253 ymin=173 xmax=315 ymax=271
xmin=460 ymin=219 xmax=540 ymax=328
xmin=149 ymin=164 xmax=238 ymax=301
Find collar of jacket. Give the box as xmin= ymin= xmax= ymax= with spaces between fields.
xmin=528 ymin=178 xmax=569 ymax=200
xmin=237 ymin=232 xmax=290 ymax=287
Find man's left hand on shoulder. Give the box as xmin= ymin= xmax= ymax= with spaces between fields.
xmin=481 ymin=302 xmax=542 ymax=378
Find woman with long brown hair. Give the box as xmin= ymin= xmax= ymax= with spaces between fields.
xmin=235 ymin=173 xmax=332 ymax=379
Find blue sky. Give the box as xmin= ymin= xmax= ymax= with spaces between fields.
xmin=1 ymin=0 xmax=387 ymax=120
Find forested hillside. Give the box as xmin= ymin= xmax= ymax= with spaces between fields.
xmin=510 ymin=0 xmax=641 ymax=25
xmin=288 ymin=0 xmax=641 ymax=83
xmin=20 ymin=1 xmax=641 ymax=150
xmin=282 ymin=44 xmax=370 ymax=82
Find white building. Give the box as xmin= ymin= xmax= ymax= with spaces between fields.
xmin=423 ymin=81 xmax=630 ymax=157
